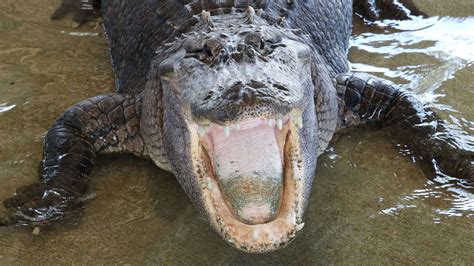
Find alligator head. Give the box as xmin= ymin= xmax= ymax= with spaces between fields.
xmin=150 ymin=10 xmax=319 ymax=252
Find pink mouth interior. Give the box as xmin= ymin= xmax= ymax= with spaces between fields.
xmin=199 ymin=118 xmax=287 ymax=224
xmin=210 ymin=119 xmax=283 ymax=181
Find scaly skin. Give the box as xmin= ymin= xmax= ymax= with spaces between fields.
xmin=1 ymin=93 xmax=143 ymax=226
xmin=336 ymin=72 xmax=473 ymax=180
xmin=1 ymin=0 xmax=472 ymax=253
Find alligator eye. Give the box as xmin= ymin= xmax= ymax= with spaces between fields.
xmin=265 ymin=32 xmax=283 ymax=45
xmin=158 ymin=57 xmax=176 ymax=80
xmin=244 ymin=32 xmax=264 ymax=49
xmin=203 ymin=38 xmax=225 ymax=58
xmin=204 ymin=44 xmax=213 ymax=57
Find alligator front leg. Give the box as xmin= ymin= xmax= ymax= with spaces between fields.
xmin=0 ymin=93 xmax=143 ymax=226
xmin=336 ymin=72 xmax=473 ymax=181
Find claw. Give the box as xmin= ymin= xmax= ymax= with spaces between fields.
xmin=32 ymin=227 xmax=41 ymax=235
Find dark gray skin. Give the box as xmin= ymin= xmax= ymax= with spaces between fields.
xmin=0 ymin=0 xmax=472 ymax=253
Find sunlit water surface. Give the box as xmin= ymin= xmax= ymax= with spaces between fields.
xmin=0 ymin=1 xmax=472 ymax=264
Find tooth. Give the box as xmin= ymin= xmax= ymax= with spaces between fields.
xmin=207 ymin=180 xmax=213 ymax=190
xmin=198 ymin=126 xmax=207 ymax=136
xmin=295 ymin=223 xmax=305 ymax=232
xmin=294 ymin=115 xmax=303 ymax=128
xmin=235 ymin=123 xmax=241 ymax=130
xmin=252 ymin=230 xmax=259 ymax=241
xmin=288 ymin=211 xmax=296 ymax=222
xmin=224 ymin=126 xmax=230 ymax=137
xmin=276 ymin=118 xmax=283 ymax=130
xmin=268 ymin=118 xmax=275 ymax=126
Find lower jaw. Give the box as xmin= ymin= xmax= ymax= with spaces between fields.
xmin=198 ymin=128 xmax=306 ymax=253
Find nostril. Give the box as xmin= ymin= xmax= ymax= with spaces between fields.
xmin=273 ymin=83 xmax=289 ymax=92
xmin=203 ymin=91 xmax=213 ymax=101
xmin=204 ymin=44 xmax=213 ymax=57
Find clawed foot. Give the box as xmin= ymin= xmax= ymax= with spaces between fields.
xmin=0 ymin=183 xmax=81 ymax=227
xmin=50 ymin=0 xmax=100 ymax=25
xmin=336 ymin=72 xmax=473 ymax=182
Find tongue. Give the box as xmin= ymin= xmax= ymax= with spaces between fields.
xmin=209 ymin=120 xmax=283 ymax=224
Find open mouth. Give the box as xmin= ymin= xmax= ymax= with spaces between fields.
xmin=190 ymin=112 xmax=307 ymax=252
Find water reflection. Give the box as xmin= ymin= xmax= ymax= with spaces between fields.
xmin=59 ymin=31 xmax=99 ymax=37
xmin=350 ymin=16 xmax=474 ymax=223
xmin=380 ymin=176 xmax=473 ymax=222
xmin=351 ymin=16 xmax=474 ymax=99
xmin=0 ymin=103 xmax=15 ymax=113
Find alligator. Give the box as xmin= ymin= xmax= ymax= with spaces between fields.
xmin=0 ymin=0 xmax=472 ymax=253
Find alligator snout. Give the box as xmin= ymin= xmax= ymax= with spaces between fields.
xmin=223 ymin=81 xmax=268 ymax=104
xmin=194 ymin=80 xmax=296 ymax=123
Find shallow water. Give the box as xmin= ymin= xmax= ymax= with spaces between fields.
xmin=0 ymin=1 xmax=472 ymax=264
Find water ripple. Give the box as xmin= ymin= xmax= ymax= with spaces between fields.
xmin=0 ymin=103 xmax=16 ymax=113
xmin=351 ymin=16 xmax=474 ymax=97
xmin=352 ymin=17 xmax=474 ymax=219
xmin=379 ymin=171 xmax=474 ymax=222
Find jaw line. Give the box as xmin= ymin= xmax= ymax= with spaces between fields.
xmin=189 ymin=120 xmax=306 ymax=253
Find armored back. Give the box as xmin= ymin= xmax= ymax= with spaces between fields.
xmin=101 ymin=0 xmax=351 ymax=95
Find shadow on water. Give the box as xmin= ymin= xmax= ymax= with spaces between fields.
xmin=0 ymin=0 xmax=472 ymax=264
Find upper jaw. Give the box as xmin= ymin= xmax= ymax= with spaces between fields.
xmin=190 ymin=80 xmax=304 ymax=124
xmin=187 ymin=110 xmax=308 ymax=252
